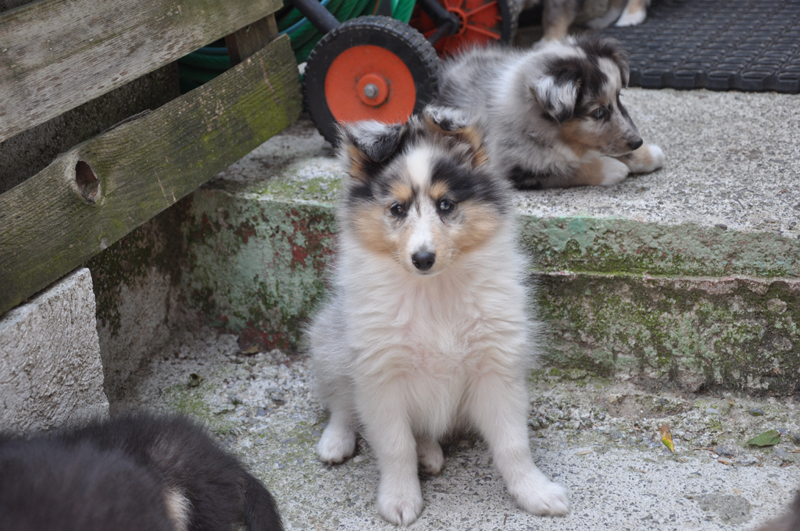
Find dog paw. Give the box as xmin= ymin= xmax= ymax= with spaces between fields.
xmin=599 ymin=157 xmax=630 ymax=185
xmin=616 ymin=6 xmax=647 ymax=26
xmin=619 ymin=144 xmax=664 ymax=174
xmin=377 ymin=486 xmax=424 ymax=526
xmin=316 ymin=424 xmax=356 ymax=464
xmin=512 ymin=479 xmax=571 ymax=516
xmin=417 ymin=438 xmax=444 ymax=475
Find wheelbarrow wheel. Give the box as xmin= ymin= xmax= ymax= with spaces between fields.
xmin=304 ymin=16 xmax=439 ymax=145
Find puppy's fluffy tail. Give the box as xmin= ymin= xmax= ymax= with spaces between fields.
xmin=243 ymin=472 xmax=283 ymax=531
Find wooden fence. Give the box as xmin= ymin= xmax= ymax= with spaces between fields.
xmin=0 ymin=0 xmax=303 ymax=315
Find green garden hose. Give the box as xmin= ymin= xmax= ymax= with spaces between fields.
xmin=178 ymin=0 xmax=418 ymax=92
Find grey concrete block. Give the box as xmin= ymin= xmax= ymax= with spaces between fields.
xmin=0 ymin=268 xmax=109 ymax=433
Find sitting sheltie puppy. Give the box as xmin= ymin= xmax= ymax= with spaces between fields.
xmin=437 ymin=34 xmax=664 ymax=188
xmin=0 ymin=413 xmax=283 ymax=531
xmin=309 ymin=106 xmax=569 ymax=525
xmin=523 ymin=0 xmax=653 ymax=41
xmin=755 ymin=490 xmax=800 ymax=531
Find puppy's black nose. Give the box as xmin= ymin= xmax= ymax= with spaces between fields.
xmin=628 ymin=138 xmax=644 ymax=151
xmin=412 ymin=251 xmax=436 ymax=271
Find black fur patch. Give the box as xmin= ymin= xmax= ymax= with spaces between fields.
xmin=0 ymin=414 xmax=283 ymax=531
xmin=508 ymin=166 xmax=553 ymax=189
xmin=431 ymin=158 xmax=505 ymax=212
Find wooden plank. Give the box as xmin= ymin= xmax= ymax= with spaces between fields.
xmin=225 ymin=14 xmax=280 ymax=66
xmin=0 ymin=35 xmax=302 ymax=316
xmin=0 ymin=0 xmax=282 ymax=143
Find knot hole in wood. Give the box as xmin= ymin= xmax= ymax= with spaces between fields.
xmin=75 ymin=161 xmax=99 ymax=203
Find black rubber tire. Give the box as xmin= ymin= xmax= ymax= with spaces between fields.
xmin=304 ymin=16 xmax=440 ymax=145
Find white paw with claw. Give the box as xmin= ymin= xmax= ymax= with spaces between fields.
xmin=378 ymin=483 xmax=424 ymax=526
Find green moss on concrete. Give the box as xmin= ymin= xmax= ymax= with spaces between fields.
xmin=520 ymin=217 xmax=800 ymax=278
xmin=162 ymin=382 xmax=237 ymax=436
xmin=539 ymin=272 xmax=800 ymax=394
xmin=182 ymin=190 xmax=336 ymax=351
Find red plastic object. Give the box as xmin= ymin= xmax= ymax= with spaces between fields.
xmin=409 ymin=0 xmax=502 ymax=56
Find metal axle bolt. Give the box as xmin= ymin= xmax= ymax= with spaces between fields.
xmin=363 ymin=83 xmax=379 ymax=99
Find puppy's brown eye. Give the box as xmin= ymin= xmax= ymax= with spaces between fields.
xmin=390 ymin=203 xmax=406 ymax=217
xmin=593 ymin=107 xmax=609 ymax=121
xmin=438 ymin=198 xmax=454 ymax=213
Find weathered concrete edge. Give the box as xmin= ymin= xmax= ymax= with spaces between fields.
xmin=0 ymin=268 xmax=109 ymax=433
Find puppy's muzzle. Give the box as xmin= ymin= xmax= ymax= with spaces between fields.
xmin=412 ymin=251 xmax=436 ymax=272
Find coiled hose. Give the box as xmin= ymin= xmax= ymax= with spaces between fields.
xmin=178 ymin=0 xmax=417 ymax=93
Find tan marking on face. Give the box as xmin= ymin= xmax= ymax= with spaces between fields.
xmin=429 ymin=180 xmax=449 ymax=200
xmin=559 ymin=119 xmax=603 ymax=156
xmin=389 ymin=181 xmax=415 ymax=205
xmin=451 ymin=202 xmax=503 ymax=255
xmin=351 ymin=203 xmax=395 ymax=256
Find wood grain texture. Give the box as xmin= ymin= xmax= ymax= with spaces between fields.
xmin=225 ymin=14 xmax=280 ymax=65
xmin=0 ymin=0 xmax=282 ymax=143
xmin=0 ymin=35 xmax=302 ymax=316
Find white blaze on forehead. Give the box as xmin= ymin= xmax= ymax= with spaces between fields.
xmin=404 ymin=145 xmax=435 ymax=190
xmin=598 ymin=57 xmax=622 ymax=95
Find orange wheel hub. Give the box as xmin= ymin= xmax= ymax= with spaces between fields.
xmin=409 ymin=0 xmax=502 ymax=57
xmin=325 ymin=45 xmax=417 ymax=124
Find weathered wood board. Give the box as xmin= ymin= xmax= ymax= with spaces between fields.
xmin=0 ymin=35 xmax=302 ymax=316
xmin=226 ymin=14 xmax=280 ymax=66
xmin=0 ymin=0 xmax=281 ymax=143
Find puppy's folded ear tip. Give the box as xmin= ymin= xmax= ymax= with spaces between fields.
xmin=423 ymin=105 xmax=473 ymax=132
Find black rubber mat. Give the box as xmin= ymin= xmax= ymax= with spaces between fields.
xmin=600 ymin=0 xmax=800 ymax=93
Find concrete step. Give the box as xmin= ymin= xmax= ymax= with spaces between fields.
xmin=169 ymin=88 xmax=799 ymax=394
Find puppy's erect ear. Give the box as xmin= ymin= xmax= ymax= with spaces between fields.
xmin=338 ymin=121 xmax=405 ymax=183
xmin=530 ymin=57 xmax=582 ymax=124
xmin=610 ymin=47 xmax=630 ymax=88
xmin=576 ymin=34 xmax=630 ymax=88
xmin=423 ymin=106 xmax=488 ymax=167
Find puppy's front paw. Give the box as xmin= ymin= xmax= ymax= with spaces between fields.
xmin=619 ymin=144 xmax=665 ymax=174
xmin=512 ymin=478 xmax=570 ymax=516
xmin=417 ymin=437 xmax=444 ymax=475
xmin=316 ymin=424 xmax=356 ymax=464
xmin=378 ymin=484 xmax=424 ymax=526
xmin=598 ymin=156 xmax=630 ymax=185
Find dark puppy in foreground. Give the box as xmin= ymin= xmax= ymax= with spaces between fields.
xmin=0 ymin=413 xmax=282 ymax=531
xmin=438 ymin=34 xmax=664 ymax=188
xmin=755 ymin=490 xmax=800 ymax=531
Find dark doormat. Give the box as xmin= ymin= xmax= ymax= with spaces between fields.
xmin=600 ymin=0 xmax=800 ymax=93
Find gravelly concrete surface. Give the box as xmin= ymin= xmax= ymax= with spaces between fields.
xmin=114 ymin=330 xmax=800 ymax=531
